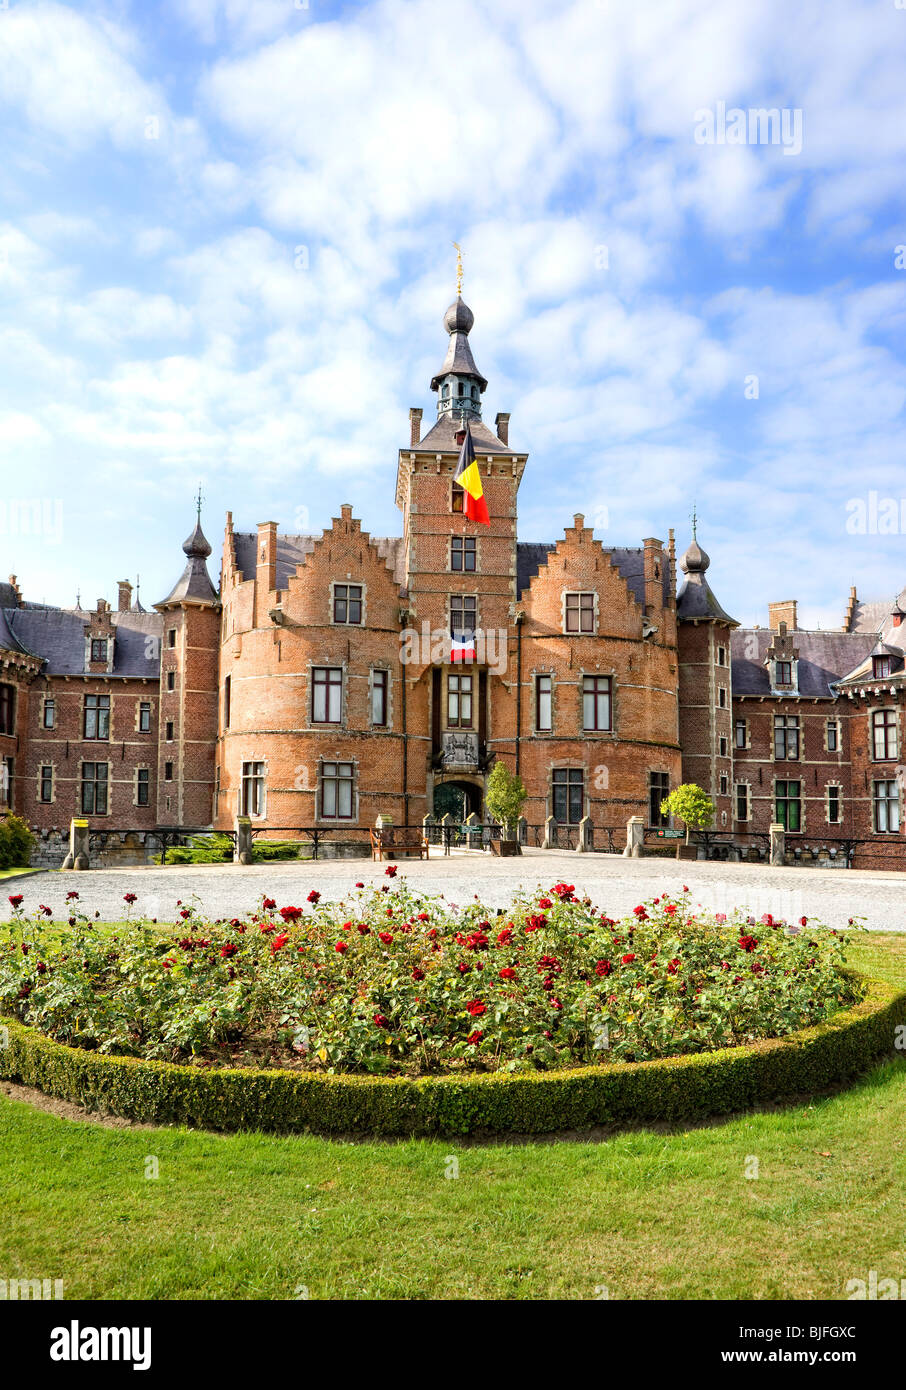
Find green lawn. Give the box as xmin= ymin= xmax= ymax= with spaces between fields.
xmin=0 ymin=867 xmax=40 ymax=881
xmin=2 ymin=931 xmax=905 ymax=1300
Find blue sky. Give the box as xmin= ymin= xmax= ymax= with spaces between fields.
xmin=1 ymin=0 xmax=904 ymax=627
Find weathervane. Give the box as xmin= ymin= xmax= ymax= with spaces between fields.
xmin=453 ymin=241 xmax=463 ymax=296
xmin=690 ymin=501 xmax=698 ymax=540
xmin=195 ymin=481 xmax=204 ymax=520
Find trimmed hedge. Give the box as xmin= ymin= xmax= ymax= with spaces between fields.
xmin=1 ymin=976 xmax=903 ymax=1137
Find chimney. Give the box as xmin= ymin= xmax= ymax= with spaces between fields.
xmin=117 ymin=580 xmax=133 ymax=612
xmin=643 ymin=537 xmax=664 ymax=614
xmin=768 ymin=600 xmax=797 ymax=633
xmin=495 ymin=412 xmax=510 ymax=446
xmin=409 ymin=407 xmax=422 ymax=446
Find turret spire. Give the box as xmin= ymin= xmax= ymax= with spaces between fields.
xmin=430 ymin=247 xmax=487 ymax=421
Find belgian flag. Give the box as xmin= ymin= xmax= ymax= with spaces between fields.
xmin=453 ymin=421 xmax=490 ymax=525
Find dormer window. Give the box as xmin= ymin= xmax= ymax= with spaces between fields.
xmin=775 ymin=660 xmax=792 ymax=685
xmin=873 ymin=656 xmax=892 ymax=679
xmin=91 ymin=638 xmax=108 ymax=663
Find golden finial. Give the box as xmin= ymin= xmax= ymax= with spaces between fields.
xmin=453 ymin=241 xmax=463 ymax=296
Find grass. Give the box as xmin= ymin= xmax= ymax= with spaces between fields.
xmin=1 ymin=930 xmax=905 ymax=1300
xmin=0 ymin=867 xmax=40 ymax=882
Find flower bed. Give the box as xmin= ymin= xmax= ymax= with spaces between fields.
xmin=1 ymin=878 xmax=865 ymax=1075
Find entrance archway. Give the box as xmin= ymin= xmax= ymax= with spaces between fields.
xmin=433 ymin=779 xmax=482 ymax=822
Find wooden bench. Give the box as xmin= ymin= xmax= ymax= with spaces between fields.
xmin=369 ymin=826 xmax=430 ymax=861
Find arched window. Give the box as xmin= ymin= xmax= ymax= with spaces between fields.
xmin=442 ymin=384 xmax=449 ymax=399
xmin=458 ymin=381 xmax=464 ymax=396
xmin=471 ymin=383 xmax=478 ymax=399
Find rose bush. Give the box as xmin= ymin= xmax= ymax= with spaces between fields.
xmin=0 ymin=880 xmax=862 ymax=1075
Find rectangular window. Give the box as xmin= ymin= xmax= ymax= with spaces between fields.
xmin=0 ymin=756 xmax=11 ymax=808
xmin=827 ymin=785 xmax=841 ymax=824
xmin=312 ymin=667 xmax=343 ymax=724
xmin=775 ymin=779 xmax=801 ymax=832
xmin=452 ymin=483 xmax=464 ymax=513
xmin=735 ymin=718 xmax=747 ymax=749
xmin=83 ymin=694 xmax=110 ymax=740
xmin=582 ymin=675 xmax=612 ymax=731
xmin=164 ymin=761 xmax=173 ymax=781
xmin=136 ymin=768 xmax=150 ymax=806
xmin=873 ymin=656 xmax=892 ymax=679
xmin=826 ymin=719 xmax=839 ymax=752
xmin=90 ymin=638 xmax=108 ymax=663
xmin=0 ymin=684 xmax=14 ymax=735
xmin=240 ymin=760 xmax=266 ymax=817
xmin=719 ymin=774 xmax=728 ymax=795
xmin=168 ymin=629 xmax=176 ymax=648
xmin=333 ymin=584 xmax=363 ymax=625
xmin=320 ymin=760 xmax=355 ymax=820
xmin=874 ymin=780 xmax=900 ymax=833
xmin=447 ymin=673 xmax=473 ymax=728
xmin=774 ymin=714 xmax=800 ymax=760
xmin=565 ymin=592 xmax=595 ymax=634
xmin=139 ymin=701 xmax=151 ymax=732
xmin=717 ymin=646 xmax=726 ymax=666
xmin=775 ymin=660 xmax=792 ymax=686
xmin=451 ymin=536 xmax=477 ymax=572
xmin=371 ymin=670 xmax=389 ymax=727
xmin=649 ymin=771 xmax=670 ymax=828
xmin=40 ymin=766 xmax=53 ymax=803
xmin=735 ymin=783 xmax=749 ymax=821
xmin=80 ymin=762 xmax=108 ymax=815
xmin=450 ymin=595 xmax=477 ymax=638
xmin=872 ymin=709 xmax=898 ymax=761
xmin=166 ymin=671 xmax=176 ymax=691
xmin=552 ymin=768 xmax=584 ymax=825
xmin=719 ymin=736 xmax=727 ymax=758
xmin=165 ymin=720 xmax=174 ymax=741
xmin=718 ymin=686 xmax=727 ymax=709
xmin=43 ymin=697 xmax=55 ymax=730
xmin=535 ymin=674 xmax=552 ymax=732
xmin=223 ymin=675 xmax=231 ymax=728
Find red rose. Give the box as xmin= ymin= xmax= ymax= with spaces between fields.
xmin=263 ymin=897 xmax=277 ymax=910
xmin=357 ymin=924 xmax=370 ymax=935
xmin=738 ymin=934 xmax=758 ymax=953
xmin=621 ymin=953 xmax=637 ymax=965
xmin=466 ymin=1000 xmax=486 ymax=1018
xmin=417 ymin=912 xmax=430 ymax=921
xmin=307 ymin=891 xmax=320 ymax=905
xmin=271 ymin=933 xmax=289 ymax=952
xmin=373 ymin=1013 xmax=390 ymax=1029
xmin=499 ymin=967 xmax=517 ymax=980
xmin=667 ymin=958 xmax=680 ymax=974
xmin=633 ymin=906 xmax=648 ymax=920
xmin=412 ymin=967 xmax=425 ymax=981
xmin=8 ymin=895 xmax=23 ymax=908
xmin=538 ymin=898 xmax=553 ymax=910
xmin=280 ymin=906 xmax=303 ymax=923
xmin=355 ymin=882 xmax=365 ymax=889
xmin=467 ymin=1030 xmax=484 ymax=1045
xmin=335 ymin=940 xmax=349 ymax=953
xmin=595 ymin=959 xmax=613 ymax=978
xmin=123 ymin=893 xmax=137 ymax=904
xmin=219 ymin=943 xmax=238 ymax=958
xmin=385 ymin=865 xmax=398 ymax=878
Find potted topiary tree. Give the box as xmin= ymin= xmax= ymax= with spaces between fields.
xmin=485 ymin=760 xmax=527 ymax=856
xmin=660 ymin=783 xmax=714 ymax=860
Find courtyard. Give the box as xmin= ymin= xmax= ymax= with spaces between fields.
xmin=5 ymin=848 xmax=905 ymax=934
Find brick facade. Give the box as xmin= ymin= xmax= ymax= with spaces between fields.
xmin=0 ymin=288 xmax=903 ymax=864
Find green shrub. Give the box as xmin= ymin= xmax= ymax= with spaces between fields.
xmin=0 ymin=976 xmax=901 ymax=1136
xmin=154 ymin=834 xmax=303 ymax=865
xmin=0 ymin=814 xmax=35 ymax=870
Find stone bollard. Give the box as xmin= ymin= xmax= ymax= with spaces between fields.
xmin=234 ymin=815 xmax=254 ymax=865
xmin=769 ymin=821 xmax=786 ymax=866
xmin=517 ymin=816 xmax=528 ymax=847
xmin=61 ymin=818 xmax=90 ymax=871
xmin=576 ymin=815 xmax=593 ymax=853
xmin=623 ymin=815 xmax=644 ymax=858
xmin=541 ymin=815 xmax=557 ymax=849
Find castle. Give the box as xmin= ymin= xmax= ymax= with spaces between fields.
xmin=1 ymin=287 xmax=904 ymax=867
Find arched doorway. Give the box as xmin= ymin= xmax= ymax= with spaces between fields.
xmin=433 ymin=779 xmax=482 ymax=822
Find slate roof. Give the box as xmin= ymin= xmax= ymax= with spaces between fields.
xmin=848 ymin=599 xmax=889 ymax=634
xmin=731 ymin=628 xmax=876 ymax=698
xmin=3 ymin=607 xmax=162 ymax=677
xmin=676 ymin=570 xmax=738 ymax=624
xmin=158 ymin=519 xmax=220 ymax=606
xmin=417 ymin=413 xmax=512 ymax=454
